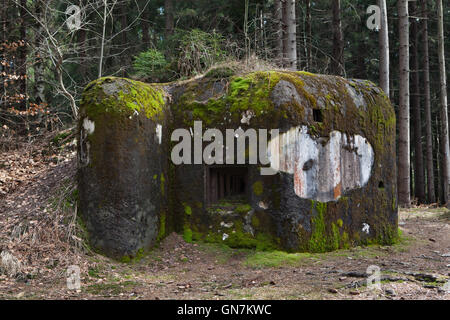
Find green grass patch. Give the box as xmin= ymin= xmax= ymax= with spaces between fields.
xmin=439 ymin=209 xmax=450 ymax=221
xmin=244 ymin=251 xmax=313 ymax=269
xmin=196 ymin=242 xmax=249 ymax=264
xmin=87 ymin=266 xmax=102 ymax=278
xmin=390 ymin=231 xmax=414 ymax=253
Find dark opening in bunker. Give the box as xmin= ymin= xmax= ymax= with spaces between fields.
xmin=206 ymin=166 xmax=249 ymax=206
xmin=313 ymin=108 xmax=323 ymax=122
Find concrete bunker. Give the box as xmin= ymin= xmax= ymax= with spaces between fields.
xmin=78 ymin=70 xmax=397 ymax=260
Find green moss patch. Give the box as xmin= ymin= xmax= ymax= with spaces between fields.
xmin=183 ymin=203 xmax=192 ymax=215
xmin=235 ymin=204 xmax=251 ymax=214
xmin=307 ymin=201 xmax=351 ymax=253
xmin=244 ymin=251 xmax=313 ymax=269
xmin=81 ymin=77 xmax=165 ymax=120
xmin=204 ymin=67 xmax=235 ymax=79
xmin=252 ymin=181 xmax=263 ymax=196
xmin=183 ymin=225 xmax=193 ymax=242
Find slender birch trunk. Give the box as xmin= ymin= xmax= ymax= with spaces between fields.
xmin=397 ymin=0 xmax=411 ymax=207
xmin=98 ymin=0 xmax=107 ymax=78
xmin=437 ymin=0 xmax=450 ymax=206
xmin=285 ymin=0 xmax=297 ymax=70
xmin=274 ymin=0 xmax=283 ymax=65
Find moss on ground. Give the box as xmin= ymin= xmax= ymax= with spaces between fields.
xmin=244 ymin=251 xmax=314 ymax=268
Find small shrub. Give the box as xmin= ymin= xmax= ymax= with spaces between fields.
xmin=132 ymin=49 xmax=168 ymax=81
xmin=175 ymin=29 xmax=226 ymax=77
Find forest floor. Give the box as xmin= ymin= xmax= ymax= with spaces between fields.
xmin=0 ymin=130 xmax=449 ymax=300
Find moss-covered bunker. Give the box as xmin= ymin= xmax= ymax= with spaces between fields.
xmin=78 ymin=71 xmax=397 ymax=260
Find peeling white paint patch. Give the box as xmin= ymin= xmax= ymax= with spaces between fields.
xmin=82 ymin=118 xmax=95 ymax=135
xmin=79 ymin=118 xmax=94 ymax=166
xmin=258 ymin=201 xmax=268 ymax=210
xmin=267 ymin=125 xmax=374 ymax=202
xmin=156 ymin=124 xmax=162 ymax=144
xmin=80 ymin=141 xmax=91 ymax=166
xmin=222 ymin=233 xmax=229 ymax=241
xmin=240 ymin=110 xmax=255 ymax=125
xmin=220 ymin=221 xmax=233 ymax=228
xmin=362 ymin=223 xmax=370 ymax=234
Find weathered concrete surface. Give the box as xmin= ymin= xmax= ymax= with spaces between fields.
xmin=78 ymin=77 xmax=169 ymax=260
xmin=78 ymin=71 xmax=397 ymax=259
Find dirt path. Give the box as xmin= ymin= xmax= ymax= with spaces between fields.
xmin=0 ymin=146 xmax=449 ymax=300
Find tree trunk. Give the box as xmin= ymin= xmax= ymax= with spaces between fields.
xmin=437 ymin=0 xmax=450 ymax=206
xmin=141 ymin=3 xmax=150 ymax=49
xmin=281 ymin=0 xmax=288 ymax=67
xmin=34 ymin=0 xmax=46 ymax=103
xmin=285 ymin=0 xmax=297 ymax=70
xmin=435 ymin=114 xmax=442 ymax=202
xmin=378 ymin=0 xmax=389 ymax=97
xmin=421 ymin=0 xmax=436 ymax=203
xmin=98 ymin=0 xmax=107 ymax=78
xmin=18 ymin=0 xmax=27 ymax=109
xmin=305 ymin=0 xmax=312 ymax=71
xmin=260 ymin=3 xmax=266 ymax=60
xmin=354 ymin=13 xmax=366 ymax=80
xmin=410 ymin=1 xmax=425 ymax=203
xmin=165 ymin=0 xmax=174 ymax=38
xmin=274 ymin=0 xmax=283 ymax=65
xmin=397 ymin=0 xmax=410 ymax=207
xmin=244 ymin=0 xmax=250 ymax=60
xmin=331 ymin=0 xmax=344 ymax=76
xmin=120 ymin=1 xmax=129 ymax=77
xmin=77 ymin=27 xmax=87 ymax=81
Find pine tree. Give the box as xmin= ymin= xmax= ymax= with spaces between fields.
xmin=410 ymin=1 xmax=425 ymax=203
xmin=421 ymin=0 xmax=436 ymax=203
